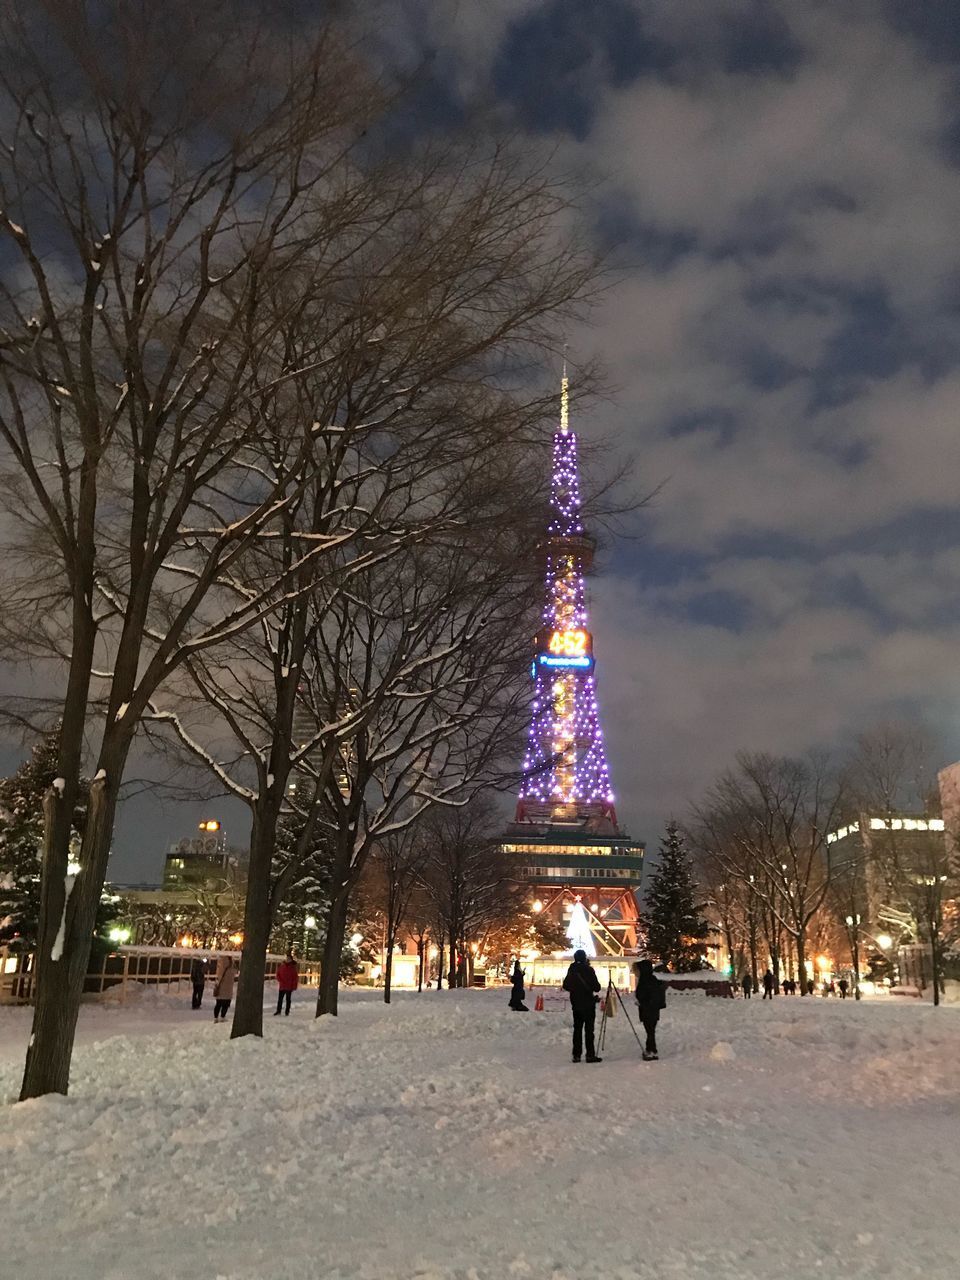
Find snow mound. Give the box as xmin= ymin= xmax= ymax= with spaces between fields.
xmin=709 ymin=1040 xmax=736 ymax=1062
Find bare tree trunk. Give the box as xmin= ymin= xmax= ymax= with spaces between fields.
xmin=21 ymin=769 xmax=118 ymax=1098
xmin=931 ymin=924 xmax=941 ymax=1007
xmin=316 ymin=893 xmax=349 ymax=1017
xmin=383 ymin=890 xmax=396 ymax=1004
xmin=231 ymin=807 xmax=280 ymax=1039
xmin=796 ymin=931 xmax=808 ymax=994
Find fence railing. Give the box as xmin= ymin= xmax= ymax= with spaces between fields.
xmin=0 ymin=946 xmax=322 ymax=1005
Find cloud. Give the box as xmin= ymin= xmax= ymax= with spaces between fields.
xmin=403 ymin=1 xmax=960 ymax=836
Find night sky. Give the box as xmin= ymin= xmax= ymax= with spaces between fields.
xmin=394 ymin=0 xmax=960 ymax=857
xmin=11 ymin=0 xmax=960 ymax=882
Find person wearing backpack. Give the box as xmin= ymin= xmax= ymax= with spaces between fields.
xmin=561 ymin=949 xmax=602 ymax=1063
xmin=634 ymin=959 xmax=667 ymax=1061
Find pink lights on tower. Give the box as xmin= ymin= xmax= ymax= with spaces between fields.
xmin=516 ymin=372 xmax=617 ymax=826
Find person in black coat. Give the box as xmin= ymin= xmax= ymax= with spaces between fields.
xmin=508 ymin=959 xmax=529 ymax=1011
xmin=634 ymin=959 xmax=666 ymax=1060
xmin=190 ymin=956 xmax=206 ymax=1009
xmin=762 ymin=968 xmax=775 ymax=999
xmin=562 ymin=949 xmax=602 ymax=1062
xmin=740 ymin=973 xmax=752 ymax=999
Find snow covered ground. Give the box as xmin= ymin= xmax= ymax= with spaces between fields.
xmin=2 ymin=987 xmax=959 ymax=1280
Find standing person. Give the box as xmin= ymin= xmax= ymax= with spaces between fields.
xmin=190 ymin=955 xmax=207 ymax=1010
xmin=274 ymin=951 xmax=299 ymax=1017
xmin=635 ymin=959 xmax=667 ymax=1060
xmin=213 ymin=955 xmax=236 ymax=1023
xmin=740 ymin=973 xmax=752 ymax=999
xmin=562 ymin=949 xmax=602 ymax=1063
xmin=762 ymin=968 xmax=775 ymax=999
xmin=508 ymin=959 xmax=529 ymax=1011
xmin=838 ymin=978 xmax=849 ymax=999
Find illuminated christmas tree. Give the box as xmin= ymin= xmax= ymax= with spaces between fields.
xmin=516 ymin=368 xmax=616 ymax=824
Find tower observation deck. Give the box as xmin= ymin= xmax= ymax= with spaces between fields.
xmin=502 ymin=371 xmax=643 ymax=964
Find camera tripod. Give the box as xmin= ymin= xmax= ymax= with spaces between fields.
xmin=597 ymin=974 xmax=645 ymax=1055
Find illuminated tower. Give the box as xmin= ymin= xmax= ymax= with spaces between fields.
xmin=503 ymin=369 xmax=643 ymax=973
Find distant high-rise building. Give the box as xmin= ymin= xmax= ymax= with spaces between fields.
xmin=163 ymin=819 xmax=242 ymax=890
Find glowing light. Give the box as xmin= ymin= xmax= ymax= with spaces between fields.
xmin=566 ymin=901 xmax=596 ymax=957
xmin=531 ymin=899 xmax=543 ymax=913
xmin=538 ymin=653 xmax=592 ymax=669
xmin=198 ymin=819 xmax=221 ymax=832
xmin=876 ymin=934 xmax=893 ymax=951
xmin=228 ymin=932 xmax=243 ymax=945
xmin=108 ymin=926 xmax=131 ymax=944
xmin=548 ymin=628 xmax=590 ymax=657
xmin=349 ymin=932 xmax=364 ymax=948
xmin=304 ymin=915 xmax=317 ymax=930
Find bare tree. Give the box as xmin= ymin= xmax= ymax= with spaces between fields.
xmin=305 ymin=533 xmax=534 ymax=1016
xmin=417 ymin=798 xmax=522 ymax=989
xmin=0 ymin=1 xmax=424 ymax=1098
xmin=134 ymin=85 xmax=599 ymax=1038
xmin=0 ymin=2 xmax=597 ymax=1091
xmin=368 ymin=829 xmax=423 ymax=1004
xmin=827 ymin=834 xmax=871 ymax=998
xmin=695 ymin=751 xmax=846 ymax=994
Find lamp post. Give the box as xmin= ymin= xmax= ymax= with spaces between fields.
xmin=844 ymin=914 xmax=862 ymax=1000
xmin=303 ymin=914 xmax=317 ymax=963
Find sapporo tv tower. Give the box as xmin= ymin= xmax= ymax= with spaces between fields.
xmin=502 ymin=368 xmax=643 ymax=977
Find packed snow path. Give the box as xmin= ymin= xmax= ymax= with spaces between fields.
xmin=2 ymin=988 xmax=959 ymax=1280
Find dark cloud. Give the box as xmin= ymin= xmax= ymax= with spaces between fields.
xmin=415 ymin=0 xmax=960 ymax=846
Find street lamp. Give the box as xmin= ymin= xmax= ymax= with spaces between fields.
xmin=302 ymin=914 xmax=317 ymax=961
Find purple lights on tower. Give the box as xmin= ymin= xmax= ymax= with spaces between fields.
xmin=515 ymin=372 xmax=618 ymax=827
xmin=547 ymin=430 xmax=584 ymax=538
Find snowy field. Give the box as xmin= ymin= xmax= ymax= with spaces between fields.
xmin=2 ymin=987 xmax=959 ymax=1280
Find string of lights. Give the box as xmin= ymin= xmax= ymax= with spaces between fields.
xmin=517 ymin=381 xmax=617 ymax=823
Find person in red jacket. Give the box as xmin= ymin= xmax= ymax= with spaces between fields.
xmin=274 ymin=951 xmax=299 ymax=1016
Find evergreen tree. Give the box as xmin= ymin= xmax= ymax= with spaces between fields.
xmin=0 ymin=729 xmax=87 ymax=948
xmin=640 ymin=821 xmax=710 ymax=972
